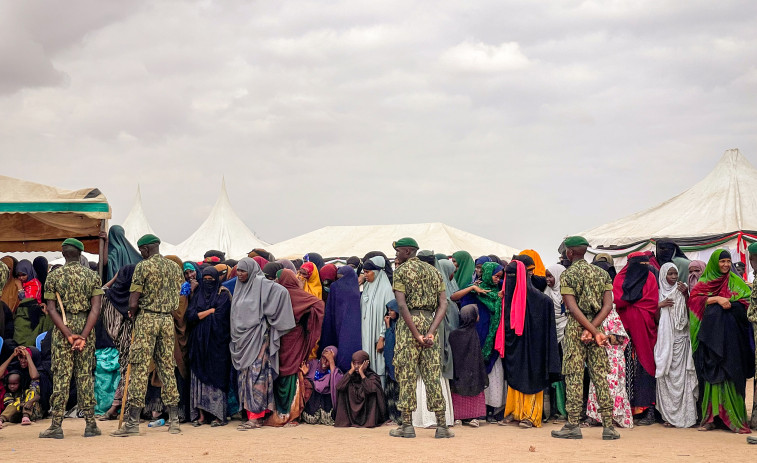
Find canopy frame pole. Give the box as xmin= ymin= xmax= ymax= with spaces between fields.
xmin=98 ymin=219 xmax=107 ymax=280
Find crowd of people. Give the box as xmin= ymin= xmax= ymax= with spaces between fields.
xmin=1 ymin=227 xmax=757 ymax=445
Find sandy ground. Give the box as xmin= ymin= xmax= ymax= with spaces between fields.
xmin=0 ymin=381 xmax=753 ymax=462
xmin=0 ymin=414 xmax=753 ymax=463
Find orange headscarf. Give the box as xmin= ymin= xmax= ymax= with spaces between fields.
xmin=1 ymin=256 xmax=21 ymax=312
xmin=519 ymin=249 xmax=546 ymax=277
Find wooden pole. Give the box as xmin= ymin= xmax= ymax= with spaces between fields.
xmin=98 ymin=220 xmax=107 ymax=281
xmin=55 ymin=292 xmax=67 ymax=326
xmin=118 ymin=327 xmax=136 ymax=429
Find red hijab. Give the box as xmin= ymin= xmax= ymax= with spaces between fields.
xmin=277 ymin=269 xmax=325 ymax=376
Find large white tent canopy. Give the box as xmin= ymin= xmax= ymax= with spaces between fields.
xmin=579 ymin=149 xmax=757 ymax=268
xmin=172 ymin=180 xmax=269 ymax=261
xmin=269 ymin=222 xmax=519 ymax=260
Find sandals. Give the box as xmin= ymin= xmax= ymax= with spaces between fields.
xmin=519 ymin=419 xmax=534 ymax=429
xmin=210 ymin=419 xmax=225 ymax=427
xmin=698 ymin=422 xmax=716 ymax=432
xmin=237 ymin=421 xmax=257 ymax=431
xmin=21 ymin=416 xmax=32 ymax=426
xmin=191 ymin=420 xmax=205 ymax=427
xmin=469 ymin=419 xmax=480 ymax=428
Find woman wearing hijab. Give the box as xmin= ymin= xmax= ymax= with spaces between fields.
xmin=304 ymin=252 xmax=325 ymax=271
xmin=187 ymin=267 xmax=232 ymax=427
xmin=383 ymin=300 xmax=400 ymax=423
xmin=1 ymin=256 xmax=21 ymax=312
xmin=98 ymin=264 xmax=137 ymax=420
xmin=519 ymin=250 xmax=546 ymax=278
xmin=688 ymin=260 xmax=706 ymax=290
xmin=302 ymin=345 xmax=343 ymax=425
xmin=592 ymin=253 xmax=618 ymax=281
xmin=613 ymin=252 xmax=660 ymax=426
xmin=435 ymin=258 xmax=460 ymax=380
xmin=690 ymin=250 xmax=753 ymax=433
xmin=231 ymin=258 xmax=295 ymax=431
xmin=585 ymin=307 xmax=633 ymax=429
xmin=15 ymin=260 xmax=41 ymax=303
xmin=502 ymin=261 xmax=561 ymax=428
xmin=13 ymin=297 xmax=49 ymax=347
xmin=545 ymin=263 xmax=567 ymax=421
xmin=360 ymin=256 xmax=394 ymax=387
xmin=652 ymin=239 xmax=690 ymax=283
xmin=318 ymin=266 xmax=362 ymax=373
xmin=105 ymin=225 xmax=141 ymax=282
xmin=474 ymin=256 xmax=491 ymax=281
xmin=298 ymin=262 xmax=322 ymax=300
xmin=451 ymin=261 xmax=506 ymax=422
xmin=449 ymin=305 xmax=488 ymax=428
xmin=334 ymin=350 xmax=387 ymax=428
xmin=32 ymin=257 xmax=48 ymax=295
xmin=265 ymin=269 xmax=324 ymax=426
xmin=277 ymin=259 xmax=297 ymax=273
xmin=319 ymin=264 xmax=338 ymax=302
xmin=514 ymin=254 xmax=548 ymax=292
xmin=451 ymin=251 xmax=475 ymax=290
xmin=362 ymin=251 xmax=394 ymax=284
xmin=653 ymin=262 xmax=698 ymax=428
xmin=0 ymin=346 xmax=45 ymax=424
xmin=262 ymin=262 xmax=284 ymax=281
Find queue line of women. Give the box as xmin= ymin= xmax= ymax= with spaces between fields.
xmin=1 ymin=228 xmax=755 ymax=436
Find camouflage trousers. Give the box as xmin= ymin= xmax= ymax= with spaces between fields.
xmin=395 ymin=310 xmax=445 ymax=413
xmin=125 ymin=311 xmax=179 ymax=409
xmin=49 ymin=312 xmax=96 ymax=422
xmin=562 ymin=319 xmax=612 ymax=426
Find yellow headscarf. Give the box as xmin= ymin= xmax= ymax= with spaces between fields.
xmin=299 ymin=262 xmax=322 ymax=299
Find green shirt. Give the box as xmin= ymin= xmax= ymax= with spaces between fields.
xmin=130 ymin=254 xmax=182 ymax=314
xmin=747 ymin=272 xmax=757 ymax=323
xmin=559 ymin=259 xmax=612 ymax=319
xmin=43 ymin=261 xmax=104 ymax=314
xmin=392 ymin=257 xmax=445 ymax=311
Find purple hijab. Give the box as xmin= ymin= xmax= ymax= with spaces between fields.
xmin=318 ymin=266 xmax=362 ymax=372
xmin=306 ymin=345 xmax=344 ymax=406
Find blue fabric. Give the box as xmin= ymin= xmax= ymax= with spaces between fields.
xmin=318 ymin=266 xmax=362 ymax=372
xmin=94 ymin=347 xmax=120 ymax=415
xmin=222 ymin=277 xmax=237 ymax=296
xmin=383 ymin=300 xmax=398 ymax=381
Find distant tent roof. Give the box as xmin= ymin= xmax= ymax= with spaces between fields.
xmin=173 ymin=179 xmax=268 ymax=261
xmin=268 ymin=222 xmax=519 ymax=260
xmin=0 ymin=175 xmax=110 ymax=253
xmin=121 ymin=186 xmax=156 ymax=247
xmin=580 ymin=148 xmax=757 ymax=257
xmin=119 ymin=186 xmax=176 ymax=255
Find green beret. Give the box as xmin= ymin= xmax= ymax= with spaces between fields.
xmin=137 ymin=234 xmax=161 ymax=247
xmin=62 ymin=238 xmax=84 ymax=252
xmin=393 ymin=237 xmax=419 ymax=249
xmin=748 ymin=242 xmax=757 ymax=255
xmin=563 ymin=236 xmax=590 ymax=248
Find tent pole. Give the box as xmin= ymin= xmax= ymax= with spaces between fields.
xmin=98 ymin=219 xmax=107 ymax=280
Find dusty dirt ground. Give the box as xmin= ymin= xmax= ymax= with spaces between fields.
xmin=1 ymin=381 xmax=754 ymax=463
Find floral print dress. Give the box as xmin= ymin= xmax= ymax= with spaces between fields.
xmin=586 ymin=308 xmax=633 ymax=428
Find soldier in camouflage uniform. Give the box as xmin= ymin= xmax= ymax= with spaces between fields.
xmin=552 ymin=236 xmax=619 ymax=440
xmin=112 ymin=234 xmax=183 ymax=437
xmin=39 ymin=238 xmax=104 ymax=439
xmin=389 ymin=237 xmax=452 ymax=439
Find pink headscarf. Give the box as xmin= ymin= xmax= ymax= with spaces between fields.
xmin=494 ymin=260 xmax=527 ymax=357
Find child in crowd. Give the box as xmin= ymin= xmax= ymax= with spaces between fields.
xmin=449 ymin=305 xmax=488 ymax=428
xmin=0 ymin=347 xmax=41 ymax=427
xmin=302 ymin=346 xmax=343 ymax=425
xmin=383 ymin=300 xmax=400 ymax=423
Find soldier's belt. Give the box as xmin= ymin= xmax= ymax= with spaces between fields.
xmin=64 ymin=310 xmax=89 ymax=319
xmin=139 ymin=309 xmax=172 ymax=315
xmin=409 ymin=309 xmax=434 ymax=316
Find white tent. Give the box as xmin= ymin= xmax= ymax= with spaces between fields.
xmin=172 ymin=179 xmax=269 ymax=261
xmin=579 ymin=149 xmax=757 ymax=267
xmin=269 ymin=222 xmax=519 ymax=260
xmin=119 ymin=186 xmax=176 ymax=255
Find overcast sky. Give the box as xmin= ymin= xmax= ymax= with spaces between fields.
xmin=1 ymin=0 xmax=755 ymax=260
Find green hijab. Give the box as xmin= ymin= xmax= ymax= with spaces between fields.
xmin=452 ymin=251 xmax=475 ymax=289
xmin=478 ymin=261 xmax=504 ymax=359
xmin=697 ymin=249 xmax=751 ymax=301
